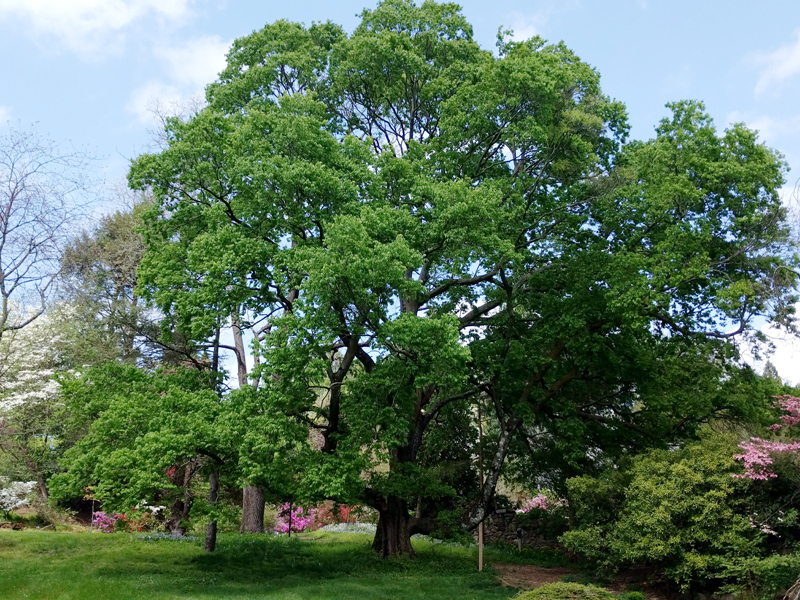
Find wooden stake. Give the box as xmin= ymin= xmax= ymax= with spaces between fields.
xmin=478 ymin=402 xmax=485 ymax=572
xmin=478 ymin=521 xmax=484 ymax=571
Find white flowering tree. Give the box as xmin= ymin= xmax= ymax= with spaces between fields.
xmin=0 ymin=477 xmax=36 ymax=517
xmin=0 ymin=303 xmax=71 ymax=502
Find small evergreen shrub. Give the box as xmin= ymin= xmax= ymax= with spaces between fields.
xmin=514 ymin=582 xmax=617 ymax=599
xmin=616 ymin=593 xmax=645 ymax=600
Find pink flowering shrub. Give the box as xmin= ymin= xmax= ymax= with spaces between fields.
xmin=92 ymin=511 xmax=126 ymax=533
xmin=518 ymin=493 xmax=549 ymax=512
xmin=313 ymin=503 xmax=361 ymax=526
xmin=337 ymin=504 xmax=359 ymax=523
xmin=735 ymin=395 xmax=800 ymax=480
xmin=274 ymin=504 xmax=318 ymax=533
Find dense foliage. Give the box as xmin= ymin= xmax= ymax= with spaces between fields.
xmin=126 ymin=0 xmax=797 ymax=558
xmin=561 ymin=428 xmax=800 ymax=594
xmin=1 ymin=4 xmax=799 ymax=598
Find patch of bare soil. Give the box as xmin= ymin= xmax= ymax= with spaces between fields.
xmin=606 ymin=568 xmax=677 ymax=600
xmin=493 ymin=563 xmax=576 ymax=589
xmin=492 ymin=563 xmax=676 ymax=600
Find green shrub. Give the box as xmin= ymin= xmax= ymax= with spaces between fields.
xmin=263 ymin=505 xmax=277 ymax=531
xmin=561 ymin=431 xmax=764 ymax=592
xmin=728 ymin=553 xmax=800 ymax=598
xmin=431 ymin=508 xmax=475 ymax=544
xmin=616 ymin=593 xmax=645 ymax=600
xmin=189 ymin=498 xmax=242 ymax=534
xmin=514 ymin=582 xmax=616 ymax=599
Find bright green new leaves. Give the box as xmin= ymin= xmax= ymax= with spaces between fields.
xmin=131 ymin=95 xmax=370 ymax=341
xmin=51 ymin=365 xmax=228 ymax=509
xmin=208 ymin=20 xmax=344 ymax=113
xmin=127 ymin=0 xmax=796 ymax=550
xmin=52 ymin=364 xmax=309 ymax=512
xmin=593 ymin=101 xmax=793 ymax=336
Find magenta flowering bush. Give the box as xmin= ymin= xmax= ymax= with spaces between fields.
xmin=735 ymin=395 xmax=800 ymax=480
xmin=518 ymin=494 xmax=549 ymax=513
xmin=274 ymin=504 xmax=318 ymax=533
xmin=92 ymin=511 xmax=126 ymax=533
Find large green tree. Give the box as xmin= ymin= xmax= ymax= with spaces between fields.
xmin=129 ymin=0 xmax=796 ymax=556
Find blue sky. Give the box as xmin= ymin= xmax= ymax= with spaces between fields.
xmin=1 ymin=0 xmax=799 ymax=382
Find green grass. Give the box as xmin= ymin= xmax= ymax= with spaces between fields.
xmin=0 ymin=530 xmax=527 ymax=599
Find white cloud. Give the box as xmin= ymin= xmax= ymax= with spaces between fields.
xmin=126 ymin=35 xmax=230 ymax=127
xmin=727 ymin=111 xmax=800 ymax=146
xmin=0 ymin=0 xmax=192 ymax=54
xmin=154 ymin=35 xmax=231 ymax=88
xmin=0 ymin=106 xmax=11 ymax=123
xmin=126 ymin=35 xmax=231 ymax=125
xmin=505 ymin=3 xmax=579 ymax=44
xmin=507 ymin=13 xmax=546 ymax=42
xmin=753 ymin=29 xmax=800 ymax=96
xmin=126 ymin=81 xmax=185 ymax=124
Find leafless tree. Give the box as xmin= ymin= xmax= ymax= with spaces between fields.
xmin=0 ymin=125 xmax=95 ymax=342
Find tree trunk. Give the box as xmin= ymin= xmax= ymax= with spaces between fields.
xmin=165 ymin=465 xmax=193 ymax=535
xmin=231 ymin=311 xmax=249 ymax=388
xmin=36 ymin=475 xmax=49 ymax=503
xmin=466 ymin=417 xmax=520 ymax=530
xmin=371 ymin=495 xmax=416 ymax=558
xmin=166 ymin=496 xmax=192 ymax=535
xmin=239 ymin=485 xmax=265 ymax=533
xmin=204 ymin=470 xmax=219 ymax=552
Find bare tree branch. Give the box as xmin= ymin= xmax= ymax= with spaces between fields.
xmin=0 ymin=125 xmax=96 ymax=341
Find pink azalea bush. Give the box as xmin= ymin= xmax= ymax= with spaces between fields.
xmin=274 ymin=503 xmax=318 ymax=533
xmin=272 ymin=503 xmax=363 ymax=533
xmin=312 ymin=503 xmax=360 ymax=526
xmin=92 ymin=511 xmax=126 ymax=533
xmin=518 ymin=493 xmax=549 ymax=512
xmin=735 ymin=395 xmax=800 ymax=480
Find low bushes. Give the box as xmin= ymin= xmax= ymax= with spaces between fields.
xmin=513 ymin=583 xmax=616 ymax=599
xmin=560 ymin=430 xmax=800 ymax=595
xmin=92 ymin=510 xmax=159 ymax=532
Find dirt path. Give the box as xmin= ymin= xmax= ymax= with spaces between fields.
xmin=493 ymin=563 xmax=576 ymax=589
xmin=492 ymin=563 xmax=673 ymax=599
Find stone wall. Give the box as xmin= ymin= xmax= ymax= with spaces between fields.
xmin=474 ymin=508 xmax=561 ymax=549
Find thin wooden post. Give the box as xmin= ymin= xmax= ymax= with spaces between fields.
xmin=478 ymin=522 xmax=484 ymax=571
xmin=478 ymin=402 xmax=485 ymax=572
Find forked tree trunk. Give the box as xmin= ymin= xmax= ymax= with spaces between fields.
xmin=204 ymin=470 xmax=219 ymax=552
xmin=371 ymin=496 xmax=416 ymax=558
xmin=239 ymin=485 xmax=265 ymax=533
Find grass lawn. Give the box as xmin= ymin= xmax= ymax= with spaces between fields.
xmin=0 ymin=529 xmax=543 ymax=599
